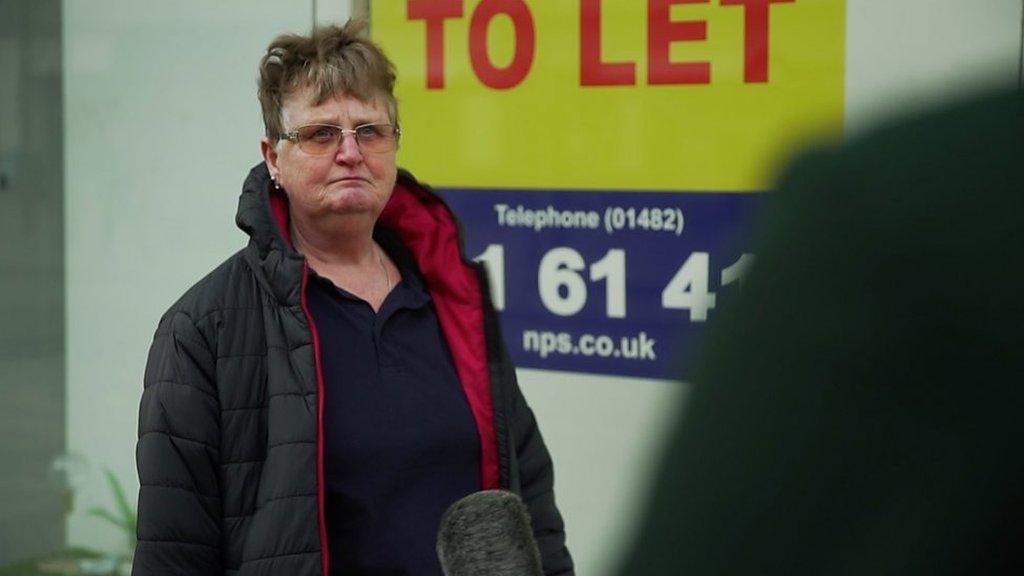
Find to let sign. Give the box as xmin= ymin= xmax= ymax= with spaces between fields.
xmin=373 ymin=1 xmax=845 ymax=378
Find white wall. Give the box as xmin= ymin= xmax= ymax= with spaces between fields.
xmin=519 ymin=371 xmax=687 ymax=575
xmin=63 ymin=0 xmax=326 ymax=552
xmin=63 ymin=0 xmax=1021 ymax=569
xmin=844 ymin=0 xmax=1021 ymax=135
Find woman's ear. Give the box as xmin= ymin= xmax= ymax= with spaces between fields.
xmin=260 ymin=137 xmax=280 ymax=181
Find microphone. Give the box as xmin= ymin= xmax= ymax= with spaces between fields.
xmin=436 ymin=490 xmax=544 ymax=576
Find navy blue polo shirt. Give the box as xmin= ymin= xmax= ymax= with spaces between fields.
xmin=306 ymin=230 xmax=482 ymax=576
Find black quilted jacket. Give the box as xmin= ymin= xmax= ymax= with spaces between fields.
xmin=133 ymin=163 xmax=573 ymax=576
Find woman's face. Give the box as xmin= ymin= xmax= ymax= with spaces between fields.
xmin=262 ymin=85 xmax=398 ymax=227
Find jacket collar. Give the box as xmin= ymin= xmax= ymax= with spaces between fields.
xmin=236 ymin=162 xmax=305 ymax=306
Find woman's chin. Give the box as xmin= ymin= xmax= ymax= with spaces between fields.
xmin=320 ymin=186 xmax=377 ymax=212
xmin=319 ymin=197 xmax=383 ymax=222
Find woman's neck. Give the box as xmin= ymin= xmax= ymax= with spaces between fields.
xmin=290 ymin=217 xmax=376 ymax=267
xmin=289 ymin=216 xmax=397 ymax=312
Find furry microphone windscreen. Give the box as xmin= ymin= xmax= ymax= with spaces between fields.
xmin=436 ymin=490 xmax=544 ymax=576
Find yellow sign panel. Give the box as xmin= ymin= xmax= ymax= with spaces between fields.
xmin=373 ymin=0 xmax=845 ymax=191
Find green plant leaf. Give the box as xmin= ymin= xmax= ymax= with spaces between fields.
xmin=87 ymin=507 xmax=131 ymax=532
xmin=102 ymin=467 xmax=137 ymax=532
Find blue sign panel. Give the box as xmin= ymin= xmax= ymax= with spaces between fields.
xmin=440 ymin=188 xmax=765 ymax=379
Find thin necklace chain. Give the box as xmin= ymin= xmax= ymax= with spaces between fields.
xmin=376 ymin=243 xmax=391 ymax=294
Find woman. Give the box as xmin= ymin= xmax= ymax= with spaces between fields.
xmin=133 ymin=21 xmax=572 ymax=576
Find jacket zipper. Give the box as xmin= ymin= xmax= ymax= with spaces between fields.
xmin=299 ymin=261 xmax=330 ymax=576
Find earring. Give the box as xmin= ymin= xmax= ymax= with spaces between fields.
xmin=272 ymin=176 xmax=281 ymax=190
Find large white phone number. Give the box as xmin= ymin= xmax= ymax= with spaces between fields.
xmin=475 ymin=245 xmax=754 ymax=322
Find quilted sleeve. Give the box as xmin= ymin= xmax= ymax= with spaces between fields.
xmin=133 ymin=310 xmax=222 ymax=575
xmin=506 ymin=355 xmax=574 ymax=576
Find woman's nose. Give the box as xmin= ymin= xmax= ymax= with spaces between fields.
xmin=334 ymin=132 xmax=363 ymax=164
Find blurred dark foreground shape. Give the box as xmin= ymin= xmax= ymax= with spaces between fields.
xmin=619 ymin=88 xmax=1023 ymax=575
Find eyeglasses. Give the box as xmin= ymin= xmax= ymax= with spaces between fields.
xmin=279 ymin=123 xmax=401 ymax=155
